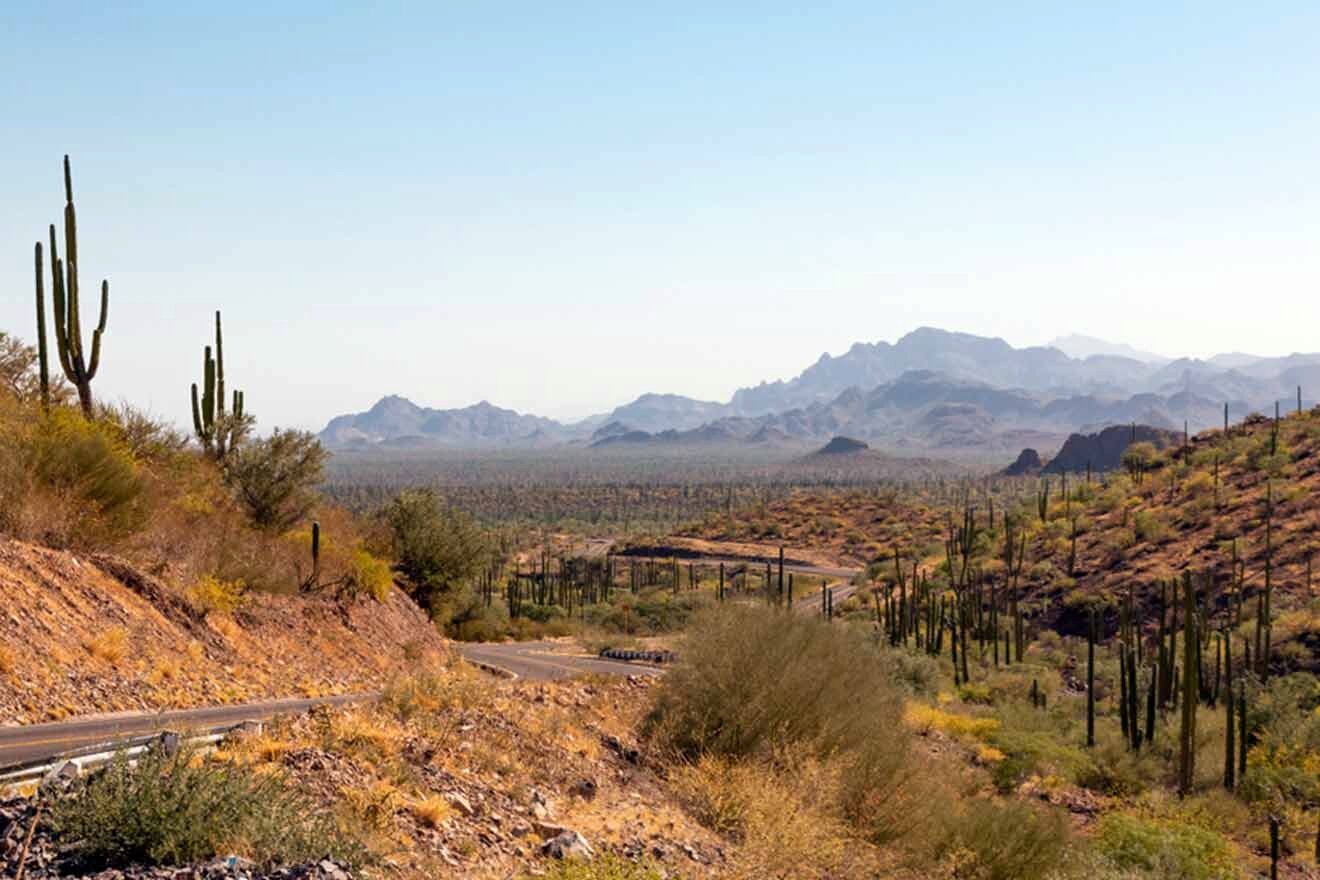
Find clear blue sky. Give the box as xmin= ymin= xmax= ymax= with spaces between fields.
xmin=3 ymin=3 xmax=1319 ymax=428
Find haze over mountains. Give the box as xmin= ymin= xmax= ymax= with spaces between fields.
xmin=320 ymin=328 xmax=1320 ymax=457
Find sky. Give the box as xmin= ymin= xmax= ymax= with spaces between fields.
xmin=3 ymin=3 xmax=1319 ymax=429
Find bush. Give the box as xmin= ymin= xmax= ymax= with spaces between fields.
xmin=17 ymin=409 xmax=148 ymax=544
xmin=1093 ymin=812 xmax=1235 ymax=880
xmin=385 ymin=488 xmax=489 ymax=614
xmin=645 ymin=607 xmax=928 ymax=845
xmin=644 ymin=605 xmax=907 ymax=761
xmin=930 ymin=798 xmax=1069 ymax=880
xmin=223 ymin=429 xmax=327 ymax=530
xmin=185 ymin=575 xmax=245 ymax=616
xmin=527 ymin=854 xmax=664 ymax=880
xmin=50 ymin=746 xmax=358 ymax=870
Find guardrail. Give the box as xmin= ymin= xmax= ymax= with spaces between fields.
xmin=598 ymin=648 xmax=677 ymax=664
xmin=0 ymin=724 xmax=255 ymax=796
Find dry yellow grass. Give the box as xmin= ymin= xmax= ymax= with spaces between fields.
xmin=84 ymin=626 xmax=128 ymax=665
xmin=406 ymin=794 xmax=452 ymax=828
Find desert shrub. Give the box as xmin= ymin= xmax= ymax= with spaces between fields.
xmin=668 ymin=753 xmax=849 ymax=877
xmin=879 ymin=641 xmax=943 ymax=696
xmin=1132 ymin=510 xmax=1170 ymax=545
xmin=985 ymin=701 xmax=1096 ymax=794
xmin=1093 ymin=812 xmax=1235 ymax=880
xmin=645 ymin=607 xmax=927 ymax=845
xmin=223 ymin=429 xmax=327 ymax=530
xmin=528 ymin=854 xmax=664 ymax=880
xmin=347 ymin=547 xmax=393 ymax=600
xmin=382 ymin=668 xmax=487 ymax=721
xmin=385 ymin=488 xmax=489 ymax=613
xmin=22 ymin=409 xmax=147 ymax=544
xmin=644 ymin=605 xmax=906 ymax=761
xmin=930 ymin=797 xmax=1069 ymax=880
xmin=581 ymin=590 xmax=712 ymax=635
xmin=186 ymin=574 xmax=245 ymax=616
xmin=50 ymin=747 xmax=358 ymax=870
xmin=96 ymin=401 xmax=191 ymax=462
xmin=0 ymin=331 xmax=71 ymax=405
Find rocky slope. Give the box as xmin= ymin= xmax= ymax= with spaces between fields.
xmin=0 ymin=539 xmax=446 ymax=724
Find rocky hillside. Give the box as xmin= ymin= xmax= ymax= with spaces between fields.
xmin=320 ymin=328 xmax=1320 ymax=454
xmin=0 ymin=539 xmax=446 ymax=724
xmin=320 ymin=397 xmax=565 ymax=449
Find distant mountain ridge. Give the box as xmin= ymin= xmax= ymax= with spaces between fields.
xmin=317 ymin=328 xmax=1320 ymax=454
xmin=320 ymin=396 xmax=566 ymax=449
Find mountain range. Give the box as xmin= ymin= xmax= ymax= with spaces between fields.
xmin=319 ymin=328 xmax=1320 ymax=457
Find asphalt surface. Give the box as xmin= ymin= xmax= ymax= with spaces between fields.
xmin=456 ymin=641 xmax=666 ymax=681
xmin=625 ymin=553 xmax=860 ymax=581
xmin=0 ymin=693 xmax=370 ymax=771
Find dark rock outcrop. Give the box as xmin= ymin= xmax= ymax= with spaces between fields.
xmin=1002 ymin=448 xmax=1044 ymax=476
xmin=817 ymin=436 xmax=869 ymax=454
xmin=1042 ymin=424 xmax=1178 ymax=474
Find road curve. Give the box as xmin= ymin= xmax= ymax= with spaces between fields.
xmin=457 ymin=641 xmax=665 ymax=681
xmin=624 ymin=554 xmax=860 ymax=581
xmin=0 ymin=693 xmax=371 ymax=771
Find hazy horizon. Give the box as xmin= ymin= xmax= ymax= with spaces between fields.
xmin=5 ymin=4 xmax=1319 ymax=429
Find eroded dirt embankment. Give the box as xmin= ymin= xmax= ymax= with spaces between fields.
xmin=0 ymin=538 xmax=446 ymax=725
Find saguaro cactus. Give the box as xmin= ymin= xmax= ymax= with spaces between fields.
xmin=191 ymin=311 xmax=248 ymax=460
xmin=1086 ymin=608 xmax=1096 ymax=747
xmin=45 ymin=156 xmax=109 ymax=418
xmin=1178 ymin=571 xmax=1198 ymax=796
xmin=33 ymin=242 xmax=51 ymax=411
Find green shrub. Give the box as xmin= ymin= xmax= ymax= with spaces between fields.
xmin=50 ymin=746 xmax=359 ymax=870
xmin=223 ymin=429 xmax=327 ymax=531
xmin=525 ymin=854 xmax=663 ymax=880
xmin=931 ymin=797 xmax=1069 ymax=880
xmin=1093 ymin=812 xmax=1235 ymax=880
xmin=385 ymin=488 xmax=489 ymax=613
xmin=644 ymin=607 xmax=924 ymax=843
xmin=26 ymin=409 xmax=147 ymax=542
xmin=644 ymin=605 xmax=906 ymax=761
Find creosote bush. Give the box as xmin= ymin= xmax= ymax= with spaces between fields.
xmin=929 ymin=797 xmax=1069 ymax=880
xmin=50 ymin=746 xmax=360 ymax=870
xmin=645 ymin=606 xmax=936 ymax=847
xmin=645 ymin=605 xmax=907 ymax=760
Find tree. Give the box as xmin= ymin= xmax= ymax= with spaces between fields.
xmin=386 ymin=488 xmax=489 ymax=614
xmin=223 ymin=429 xmax=326 ymax=530
xmin=0 ymin=331 xmax=69 ymax=406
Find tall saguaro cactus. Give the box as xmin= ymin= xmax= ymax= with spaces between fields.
xmin=190 ymin=311 xmax=248 ymax=460
xmin=33 ymin=243 xmax=51 ymax=411
xmin=42 ymin=156 xmax=109 ymax=418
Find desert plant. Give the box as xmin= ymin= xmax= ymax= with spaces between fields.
xmin=223 ymin=428 xmax=326 ymax=530
xmin=190 ymin=311 xmax=252 ymax=461
xmin=386 ymin=488 xmax=489 ymax=612
xmin=25 ymin=409 xmax=147 ymax=543
xmin=930 ymin=797 xmax=1069 ymax=880
xmin=49 ymin=746 xmax=359 ymax=870
xmin=34 ymin=156 xmax=109 ymax=418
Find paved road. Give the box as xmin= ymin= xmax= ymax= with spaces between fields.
xmin=457 ymin=641 xmax=665 ymax=681
xmin=625 ymin=553 xmax=860 ymax=581
xmin=793 ymin=580 xmax=861 ymax=613
xmin=0 ymin=693 xmax=371 ymax=771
